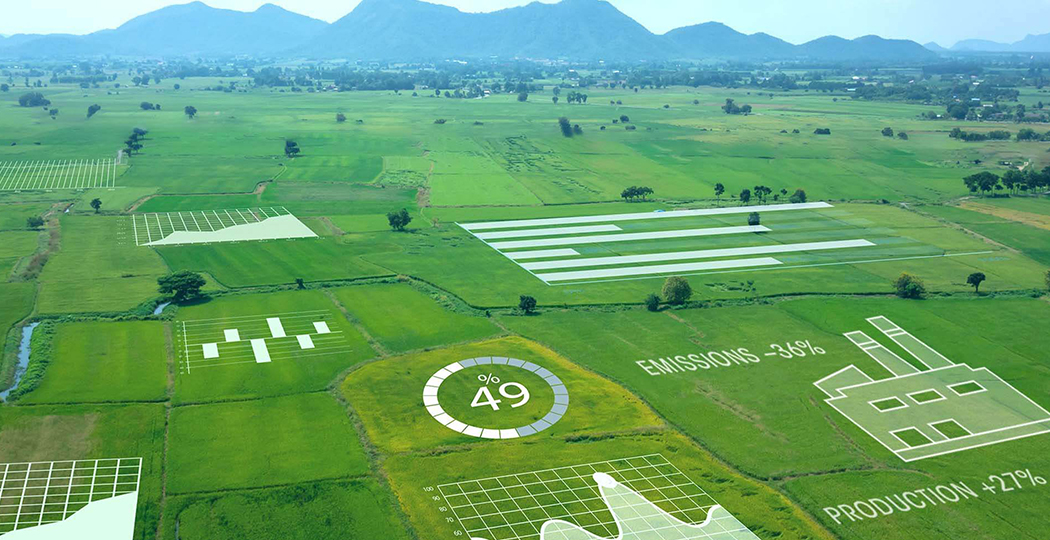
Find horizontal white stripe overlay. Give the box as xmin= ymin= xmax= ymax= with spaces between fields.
xmin=536 ymin=257 xmax=783 ymax=282
xmin=475 ymin=224 xmax=620 ymax=240
xmin=505 ymin=248 xmax=580 ymax=260
xmin=521 ymin=239 xmax=875 ymax=270
xmin=489 ymin=225 xmax=769 ymax=250
xmin=460 ymin=202 xmax=833 ymax=231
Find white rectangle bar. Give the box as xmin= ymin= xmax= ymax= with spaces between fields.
xmin=250 ymin=339 xmax=271 ymax=363
xmin=521 ymin=239 xmax=875 ymax=270
xmin=537 ymin=257 xmax=782 ymax=282
xmin=506 ymin=248 xmax=581 ymax=260
xmin=266 ymin=317 xmax=286 ymax=338
xmin=201 ymin=343 xmax=219 ymax=359
xmin=223 ymin=329 xmax=240 ymax=342
xmin=474 ymin=224 xmax=620 ymax=240
xmin=313 ymin=321 xmax=331 ymax=334
xmin=296 ymin=335 xmax=315 ymax=349
xmin=489 ymin=226 xmax=769 ymax=250
xmin=461 ymin=202 xmax=833 ymax=231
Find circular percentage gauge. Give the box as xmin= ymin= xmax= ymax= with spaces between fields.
xmin=423 ymin=357 xmax=569 ymax=440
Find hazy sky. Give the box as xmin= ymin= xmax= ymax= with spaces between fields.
xmin=4 ymin=0 xmax=1050 ymax=46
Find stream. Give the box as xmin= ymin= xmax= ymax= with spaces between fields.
xmin=0 ymin=322 xmax=40 ymax=402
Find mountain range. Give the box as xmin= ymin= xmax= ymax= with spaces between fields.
xmin=927 ymin=33 xmax=1050 ymax=53
xmin=0 ymin=0 xmax=944 ymax=62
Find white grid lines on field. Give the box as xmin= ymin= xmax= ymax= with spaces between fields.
xmin=131 ymin=207 xmax=291 ymax=246
xmin=437 ymin=454 xmax=758 ymax=540
xmin=458 ymin=202 xmax=883 ymax=285
xmin=177 ymin=310 xmax=351 ymax=372
xmin=0 ymin=458 xmax=141 ymax=534
xmin=0 ymin=159 xmax=117 ymax=191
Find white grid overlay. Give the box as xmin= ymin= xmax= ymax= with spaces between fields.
xmin=0 ymin=458 xmax=141 ymax=534
xmin=131 ymin=207 xmax=293 ymax=246
xmin=437 ymin=454 xmax=758 ymax=540
xmin=0 ymin=159 xmax=117 ymax=191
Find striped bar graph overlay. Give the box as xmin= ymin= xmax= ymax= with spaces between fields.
xmin=458 ymin=202 xmax=898 ymax=285
xmin=177 ymin=310 xmax=350 ymax=373
xmin=0 ymin=159 xmax=119 ymax=191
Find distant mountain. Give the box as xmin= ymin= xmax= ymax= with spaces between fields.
xmin=949 ymin=33 xmax=1050 ymax=53
xmin=0 ymin=0 xmax=953 ymax=62
xmin=4 ymin=2 xmax=327 ymax=58
xmin=302 ymin=0 xmax=666 ymax=61
xmin=952 ymin=39 xmax=1014 ymax=53
xmin=924 ymin=42 xmax=947 ymax=52
xmin=797 ymin=35 xmax=936 ymax=61
xmin=664 ymin=22 xmax=795 ymax=59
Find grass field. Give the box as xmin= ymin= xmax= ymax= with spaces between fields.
xmin=36 ymin=215 xmax=168 ymax=314
xmin=0 ymin=403 xmax=166 ymax=540
xmin=167 ymin=393 xmax=368 ymax=493
xmin=329 ymin=283 xmax=501 ymax=352
xmin=19 ymin=321 xmax=168 ymax=404
xmin=1 ymin=74 xmax=1049 ymax=540
xmin=160 ymin=479 xmax=411 ymax=540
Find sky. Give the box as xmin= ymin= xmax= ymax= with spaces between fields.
xmin=4 ymin=0 xmax=1050 ymax=46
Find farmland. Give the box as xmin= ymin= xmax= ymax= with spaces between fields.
xmin=0 ymin=61 xmax=1048 ymax=540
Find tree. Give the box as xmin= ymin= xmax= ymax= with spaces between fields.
xmin=336 ymin=113 xmax=347 ymax=123
xmin=140 ymin=102 xmax=155 ymax=111
xmin=517 ymin=92 xmax=528 ymax=102
xmin=284 ymin=140 xmax=300 ymax=158
xmin=26 ymin=216 xmax=44 ymax=229
xmin=518 ymin=295 xmax=537 ymax=314
xmin=963 ymin=172 xmax=1000 ymax=196
xmin=17 ymin=92 xmax=49 ymax=107
xmin=619 ymin=115 xmax=630 ymax=123
xmin=89 ymin=198 xmax=102 ymax=213
xmin=0 ymin=84 xmax=8 ymax=92
xmin=1045 ymin=269 xmax=1050 ymax=292
xmin=714 ymin=183 xmax=725 ymax=203
xmin=620 ymin=186 xmax=653 ymax=202
xmin=897 ymin=131 xmax=909 ymax=140
xmin=881 ymin=127 xmax=894 ymax=137
xmin=157 ymin=271 xmax=207 ymax=303
xmin=558 ymin=117 xmax=573 ymax=137
xmin=49 ymin=109 xmax=58 ymax=119
xmin=789 ymin=189 xmax=807 ymax=204
xmin=644 ymin=293 xmax=661 ymax=312
xmin=87 ymin=104 xmax=101 ymax=118
xmin=739 ymin=188 xmax=751 ymax=204
xmin=662 ymin=276 xmax=693 ymax=305
xmin=894 ymin=273 xmax=926 ymax=299
xmin=552 ymin=96 xmax=559 ymax=104
xmin=966 ymin=272 xmax=986 ymax=293
xmin=748 ymin=212 xmax=761 ymax=226
xmin=386 ymin=208 xmax=412 ymax=231
xmin=573 ymin=124 xmax=583 ymax=136
xmin=184 ymin=105 xmax=197 ymax=119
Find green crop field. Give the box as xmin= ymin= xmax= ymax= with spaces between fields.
xmin=17 ymin=320 xmax=167 ymax=404
xmin=0 ymin=56 xmax=1048 ymax=540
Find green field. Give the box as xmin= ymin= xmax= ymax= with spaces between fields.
xmin=18 ymin=320 xmax=168 ymax=403
xmin=167 ymin=393 xmax=368 ymax=493
xmin=172 ymin=290 xmax=375 ymax=403
xmin=1 ymin=70 xmax=1048 ymax=540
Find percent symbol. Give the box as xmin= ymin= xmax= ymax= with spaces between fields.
xmin=1018 ymin=469 xmax=1047 ymax=486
